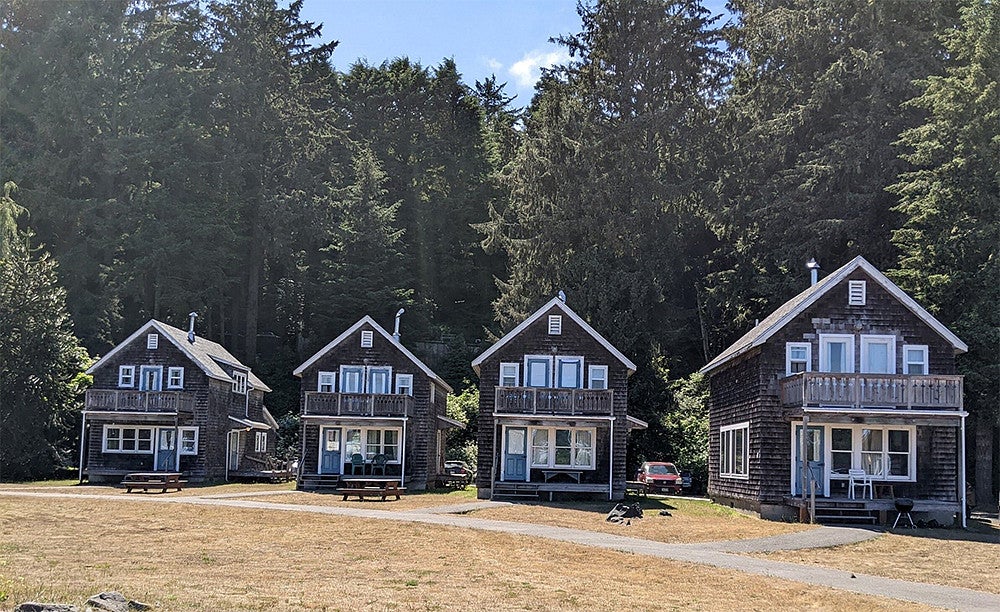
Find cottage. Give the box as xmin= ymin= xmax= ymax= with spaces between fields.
xmin=293 ymin=315 xmax=458 ymax=491
xmin=81 ymin=316 xmax=278 ymax=483
xmin=700 ymin=257 xmax=968 ymax=525
xmin=472 ymin=296 xmax=645 ymax=501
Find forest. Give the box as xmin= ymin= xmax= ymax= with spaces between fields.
xmin=0 ymin=0 xmax=996 ymax=501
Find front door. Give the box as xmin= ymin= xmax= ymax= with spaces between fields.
xmin=139 ymin=366 xmax=163 ymax=391
xmin=794 ymin=425 xmax=825 ymax=496
xmin=320 ymin=427 xmax=342 ymax=474
xmin=228 ymin=430 xmax=241 ymax=470
xmin=503 ymin=427 xmax=527 ymax=481
xmin=155 ymin=428 xmax=177 ymax=471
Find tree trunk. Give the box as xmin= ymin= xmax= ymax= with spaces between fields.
xmin=974 ymin=410 xmax=995 ymax=510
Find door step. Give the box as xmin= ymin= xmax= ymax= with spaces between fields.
xmin=298 ymin=474 xmax=342 ymax=491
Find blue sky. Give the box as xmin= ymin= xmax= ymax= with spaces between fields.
xmin=300 ymin=0 xmax=732 ymax=105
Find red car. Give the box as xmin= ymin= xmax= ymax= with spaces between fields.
xmin=636 ymin=461 xmax=683 ymax=495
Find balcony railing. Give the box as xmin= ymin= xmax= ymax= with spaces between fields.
xmin=85 ymin=390 xmax=195 ymax=414
xmin=780 ymin=373 xmax=963 ymax=410
xmin=494 ymin=387 xmax=614 ymax=416
xmin=303 ymin=392 xmax=415 ymax=417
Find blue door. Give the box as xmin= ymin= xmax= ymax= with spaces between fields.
xmin=155 ymin=428 xmax=177 ymax=471
xmin=320 ymin=427 xmax=342 ymax=474
xmin=139 ymin=366 xmax=163 ymax=391
xmin=794 ymin=425 xmax=825 ymax=495
xmin=504 ymin=427 xmax=527 ymax=481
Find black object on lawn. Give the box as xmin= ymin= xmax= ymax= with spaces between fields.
xmin=893 ymin=498 xmax=915 ymax=529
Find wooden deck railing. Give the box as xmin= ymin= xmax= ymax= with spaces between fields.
xmin=303 ymin=392 xmax=415 ymax=417
xmin=494 ymin=387 xmax=614 ymax=416
xmin=780 ymin=373 xmax=963 ymax=410
xmin=84 ymin=389 xmax=195 ymax=414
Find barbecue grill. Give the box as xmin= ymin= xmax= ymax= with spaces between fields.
xmin=892 ymin=498 xmax=915 ymax=529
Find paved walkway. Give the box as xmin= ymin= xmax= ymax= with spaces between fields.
xmin=3 ymin=490 xmax=998 ymax=611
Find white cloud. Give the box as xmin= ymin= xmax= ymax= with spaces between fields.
xmin=485 ymin=57 xmax=503 ymax=71
xmin=508 ymin=48 xmax=571 ymax=88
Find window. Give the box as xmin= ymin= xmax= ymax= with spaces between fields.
xmin=528 ymin=427 xmax=595 ymax=469
xmin=860 ymin=428 xmax=884 ymax=477
xmin=232 ymin=371 xmax=248 ymax=395
xmin=524 ymin=356 xmax=552 ymax=388
xmin=147 ymin=333 xmax=159 ymax=349
xmin=555 ymin=356 xmax=583 ymax=389
xmin=903 ymin=345 xmax=928 ymax=375
xmin=167 ymin=367 xmax=184 ymax=389
xmin=719 ymin=423 xmax=749 ymax=478
xmin=785 ymin=343 xmax=812 ymax=376
xmin=103 ymin=426 xmax=153 ymax=454
xmin=345 ymin=427 xmax=401 ymax=462
xmin=118 ymin=366 xmax=135 ymax=388
xmin=588 ymin=365 xmax=608 ymax=390
xmin=395 ymin=374 xmax=413 ymax=396
xmin=819 ymin=334 xmax=855 ymax=373
xmin=861 ymin=335 xmax=896 ymax=374
xmin=887 ymin=430 xmax=911 ymax=477
xmin=848 ymin=280 xmax=867 ymax=305
xmin=499 ymin=363 xmax=520 ymax=387
xmin=254 ymin=431 xmax=267 ymax=453
xmin=831 ymin=428 xmax=853 ymax=475
xmin=340 ymin=366 xmax=364 ymax=393
xmin=317 ymin=371 xmax=336 ymax=393
xmin=826 ymin=425 xmax=916 ymax=481
xmin=138 ymin=365 xmax=162 ymax=391
xmin=179 ymin=427 xmax=198 ymax=455
xmin=367 ymin=366 xmax=392 ymax=394
xmin=548 ymin=315 xmax=562 ymax=335
xmin=360 ymin=330 xmax=374 ymax=348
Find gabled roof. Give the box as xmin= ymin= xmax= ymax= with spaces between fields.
xmin=700 ymin=256 xmax=968 ymax=375
xmin=292 ymin=316 xmax=454 ymax=394
xmin=86 ymin=319 xmax=272 ymax=392
xmin=471 ymin=297 xmax=638 ymax=375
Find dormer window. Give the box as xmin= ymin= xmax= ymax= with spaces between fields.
xmin=848 ymin=280 xmax=866 ymax=306
xmin=147 ymin=333 xmax=159 ymax=349
xmin=361 ymin=330 xmax=374 ymax=348
xmin=548 ymin=315 xmax=562 ymax=335
xmin=232 ymin=371 xmax=248 ymax=395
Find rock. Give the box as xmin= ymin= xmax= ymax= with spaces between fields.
xmin=85 ymin=593 xmax=129 ymax=612
xmin=15 ymin=604 xmax=79 ymax=612
xmin=128 ymin=601 xmax=153 ymax=611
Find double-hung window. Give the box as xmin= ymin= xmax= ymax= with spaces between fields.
xmin=179 ymin=427 xmax=199 ymax=455
xmin=588 ymin=365 xmax=608 ymax=390
xmin=345 ymin=427 xmax=401 ymax=462
xmin=555 ymin=356 xmax=583 ymax=389
xmin=903 ymin=345 xmax=928 ymax=375
xmin=103 ymin=426 xmax=153 ymax=454
xmin=254 ymin=431 xmax=267 ymax=453
xmin=828 ymin=425 xmax=915 ymax=481
xmin=367 ymin=366 xmax=392 ymax=394
xmin=232 ymin=371 xmax=248 ymax=395
xmin=524 ymin=356 xmax=552 ymax=388
xmin=499 ymin=363 xmax=520 ymax=387
xmin=529 ymin=427 xmax=595 ymax=469
xmin=167 ymin=367 xmax=184 ymax=389
xmin=340 ymin=366 xmax=364 ymax=393
xmin=719 ymin=423 xmax=749 ymax=478
xmin=395 ymin=374 xmax=413 ymax=396
xmin=860 ymin=335 xmax=896 ymax=374
xmin=317 ymin=371 xmax=336 ymax=393
xmin=785 ymin=343 xmax=811 ymax=376
xmin=118 ymin=366 xmax=135 ymax=388
xmin=819 ymin=334 xmax=855 ymax=373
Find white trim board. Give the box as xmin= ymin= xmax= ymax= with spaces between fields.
xmin=292 ymin=315 xmax=453 ymax=394
xmin=472 ymin=297 xmax=637 ymax=375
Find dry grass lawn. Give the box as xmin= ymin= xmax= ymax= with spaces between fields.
xmin=471 ymin=496 xmax=816 ymax=544
xmin=0 ymin=480 xmax=297 ymax=497
xmin=757 ymin=520 xmax=1000 ymax=595
xmin=270 ymin=487 xmax=480 ymax=510
xmin=0 ymin=496 xmax=931 ymax=612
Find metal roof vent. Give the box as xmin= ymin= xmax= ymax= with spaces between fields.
xmin=393 ymin=308 xmax=405 ymax=343
xmin=806 ymin=258 xmax=821 ymax=286
xmin=188 ymin=312 xmax=198 ymax=344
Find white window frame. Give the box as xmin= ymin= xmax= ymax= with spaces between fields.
xmin=166 ymin=367 xmax=184 ymax=389
xmin=860 ymin=335 xmax=896 ymax=374
xmin=339 ymin=365 xmax=365 ymax=393
xmin=785 ymin=342 xmax=812 ymax=376
xmin=317 ymin=371 xmax=336 ymax=393
xmin=825 ymin=424 xmax=916 ymax=482
xmin=555 ymin=356 xmax=584 ymax=389
xmin=118 ymin=365 xmax=135 ymax=388
xmin=146 ymin=333 xmax=159 ymax=349
xmin=232 ymin=370 xmax=248 ymax=395
xmin=360 ymin=330 xmax=374 ymax=348
xmin=102 ymin=425 xmax=154 ymax=454
xmin=395 ymin=373 xmax=414 ymax=396
xmin=528 ymin=426 xmax=596 ymax=470
xmin=719 ymin=422 xmax=749 ymax=479
xmin=499 ymin=363 xmax=520 ymax=387
xmin=179 ymin=427 xmax=199 ymax=455
xmin=344 ymin=427 xmax=402 ymax=463
xmin=547 ymin=315 xmax=562 ymax=335
xmin=367 ymin=366 xmax=393 ymax=395
xmin=254 ymin=431 xmax=268 ymax=453
xmin=819 ymin=334 xmax=855 ymax=373
xmin=848 ymin=280 xmax=867 ymax=306
xmin=523 ymin=355 xmax=554 ymax=388
xmin=588 ymin=365 xmax=608 ymax=390
xmin=902 ymin=344 xmax=929 ymax=375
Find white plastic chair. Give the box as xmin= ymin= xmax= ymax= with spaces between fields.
xmin=848 ymin=469 xmax=873 ymax=500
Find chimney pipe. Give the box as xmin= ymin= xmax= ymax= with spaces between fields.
xmin=806 ymin=258 xmax=821 ymax=286
xmin=393 ymin=308 xmax=405 ymax=342
xmin=187 ymin=312 xmax=198 ymax=343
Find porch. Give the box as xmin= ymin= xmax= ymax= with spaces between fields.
xmin=494 ymin=387 xmax=613 ymax=416
xmin=780 ymin=372 xmax=963 ymax=410
xmin=84 ymin=389 xmax=194 ymax=415
xmin=784 ymin=494 xmax=961 ymax=526
xmin=303 ymin=392 xmax=414 ymax=417
xmin=492 ymin=480 xmax=610 ymax=501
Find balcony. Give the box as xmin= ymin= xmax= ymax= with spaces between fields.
xmin=303 ymin=392 xmax=415 ymax=417
xmin=780 ymin=373 xmax=963 ymax=410
xmin=84 ymin=390 xmax=195 ymax=415
xmin=494 ymin=387 xmax=614 ymax=416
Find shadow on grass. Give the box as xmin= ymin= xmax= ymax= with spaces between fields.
xmin=506 ymin=497 xmax=682 ymax=515
xmin=886 ymin=516 xmax=1000 ymax=544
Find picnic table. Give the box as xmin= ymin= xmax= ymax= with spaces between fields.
xmin=120 ymin=472 xmax=186 ymax=493
xmin=336 ymin=476 xmax=406 ymax=501
xmin=624 ymin=481 xmax=648 ymax=498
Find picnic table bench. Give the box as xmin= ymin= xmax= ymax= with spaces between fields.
xmin=624 ymin=481 xmax=648 ymax=497
xmin=120 ymin=472 xmax=186 ymax=493
xmin=336 ymin=477 xmax=405 ymax=501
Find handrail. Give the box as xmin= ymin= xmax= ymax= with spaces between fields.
xmin=780 ymin=372 xmax=963 ymax=410
xmin=84 ymin=389 xmax=194 ymax=413
xmin=304 ymin=392 xmax=414 ymax=417
xmin=493 ymin=387 xmax=614 ymax=415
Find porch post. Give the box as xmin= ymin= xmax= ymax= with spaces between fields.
xmin=960 ymin=414 xmax=967 ymax=529
xmin=77 ymin=413 xmax=87 ymax=484
xmin=400 ymin=418 xmax=407 ymax=487
xmin=608 ymin=418 xmax=614 ymax=501
xmin=225 ymin=432 xmax=230 ymax=483
xmin=800 ymin=414 xmax=810 ymax=522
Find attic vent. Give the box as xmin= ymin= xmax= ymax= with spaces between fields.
xmin=848 ymin=280 xmax=867 ymax=306
xmin=361 ymin=330 xmax=374 ymax=348
xmin=548 ymin=315 xmax=562 ymax=335
xmin=147 ymin=333 xmax=159 ymax=349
